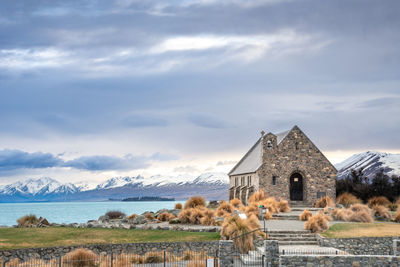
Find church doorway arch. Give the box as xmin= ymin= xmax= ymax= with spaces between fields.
xmin=290 ymin=172 xmax=303 ymax=201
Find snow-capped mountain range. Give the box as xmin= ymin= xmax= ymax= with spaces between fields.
xmin=335 ymin=151 xmax=400 ymax=179
xmin=0 ymin=172 xmax=229 ymax=202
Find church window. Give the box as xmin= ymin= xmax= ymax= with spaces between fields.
xmin=241 ymin=176 xmax=245 ymax=185
xmin=295 ymin=142 xmax=299 ymax=150
xmin=267 ymin=140 xmax=273 ymax=149
xmin=247 ymin=176 xmax=251 ymax=186
xmin=235 ymin=177 xmax=238 ymax=186
xmin=272 ymin=176 xmax=277 ymax=185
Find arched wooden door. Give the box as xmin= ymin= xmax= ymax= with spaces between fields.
xmin=290 ymin=173 xmax=303 ymax=201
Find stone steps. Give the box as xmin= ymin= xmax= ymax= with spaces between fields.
xmin=278 ymin=241 xmax=319 ymax=246
xmin=240 ymin=249 xmax=264 ymax=265
xmin=267 ymin=230 xmax=318 ymax=246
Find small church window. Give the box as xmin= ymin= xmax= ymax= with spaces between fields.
xmin=247 ymin=176 xmax=251 ymax=186
xmin=241 ymin=176 xmax=245 ymax=185
xmin=295 ymin=142 xmax=299 ymax=150
xmin=267 ymin=140 xmax=273 ymax=149
xmin=272 ymin=176 xmax=277 ymax=185
xmin=235 ymin=177 xmax=238 ymax=186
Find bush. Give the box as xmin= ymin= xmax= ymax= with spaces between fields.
xmin=143 ymin=252 xmax=163 ymax=263
xmin=127 ymin=214 xmax=136 ymax=220
xmin=304 ymin=213 xmax=329 ymax=233
xmin=395 ymin=209 xmax=400 ymax=223
xmin=178 ymin=209 xmax=192 ymax=224
xmin=17 ymin=214 xmax=39 ymax=227
xmin=331 ymin=208 xmax=353 ymax=221
xmin=315 ymin=196 xmax=334 ymax=208
xmin=336 ymin=192 xmax=362 ymax=207
xmin=230 ymin=198 xmax=242 ymax=208
xmin=216 ymin=201 xmax=234 ymax=217
xmin=244 ymin=204 xmax=259 ymax=217
xmin=248 ymin=190 xmax=267 ymax=203
xmin=349 ymin=210 xmax=374 ymax=223
xmin=349 ymin=204 xmax=370 ymax=214
xmin=189 ymin=207 xmax=206 ymax=224
xmin=261 ymin=197 xmax=279 ymax=214
xmin=372 ymin=205 xmax=392 ymax=220
xmin=388 ymin=203 xmax=398 ymax=211
xmin=299 ymin=210 xmax=312 ymax=221
xmin=175 ymin=203 xmax=183 ymax=209
xmin=264 ymin=211 xmax=272 ymax=220
xmin=200 ymin=209 xmax=215 ymax=226
xmin=368 ymin=196 xmax=391 ymax=207
xmin=184 ymin=196 xmax=206 ymax=209
xmin=144 ymin=213 xmax=155 ymax=220
xmin=105 ymin=210 xmax=126 ymax=219
xmin=63 ymin=248 xmax=97 ymax=267
xmin=157 ymin=212 xmax=175 ymax=222
xmin=277 ymin=199 xmax=290 ymax=212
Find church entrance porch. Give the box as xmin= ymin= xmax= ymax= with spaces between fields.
xmin=290 ymin=173 xmax=303 ymax=201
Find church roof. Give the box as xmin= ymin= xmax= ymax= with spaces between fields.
xmin=228 ymin=128 xmax=291 ymax=176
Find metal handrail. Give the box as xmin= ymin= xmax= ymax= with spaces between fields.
xmin=230 ymin=227 xmax=267 ymax=241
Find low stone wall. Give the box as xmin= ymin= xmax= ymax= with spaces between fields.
xmin=0 ymin=241 xmax=219 ymax=262
xmin=317 ymin=235 xmax=400 ymax=255
xmin=280 ymin=255 xmax=400 ymax=266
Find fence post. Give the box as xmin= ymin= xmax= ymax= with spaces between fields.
xmin=110 ymin=252 xmax=113 ymax=267
xmin=214 ymin=248 xmax=218 ymax=267
xmin=262 ymin=255 xmax=265 ymax=267
xmin=58 ymin=256 xmax=62 ymax=267
xmin=163 ymin=250 xmax=166 ymax=267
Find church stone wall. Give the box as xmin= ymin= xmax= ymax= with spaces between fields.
xmin=258 ymin=126 xmax=336 ymax=205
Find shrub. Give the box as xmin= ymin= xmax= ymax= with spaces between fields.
xmin=144 ymin=213 xmax=155 ymax=220
xmin=200 ymin=209 xmax=215 ymax=226
xmin=184 ymin=196 xmax=206 ymax=209
xmin=17 ymin=214 xmax=39 ymax=227
xmin=143 ymin=252 xmax=163 ymax=263
xmin=248 ymin=190 xmax=267 ymax=204
xmin=262 ymin=197 xmax=279 ymax=214
xmin=368 ymin=196 xmax=391 ymax=207
xmin=372 ymin=205 xmax=392 ymax=220
xmin=336 ymin=192 xmax=362 ymax=207
xmin=127 ymin=214 xmax=136 ymax=220
xmin=157 ymin=212 xmax=175 ymax=222
xmin=304 ymin=213 xmax=329 ymax=233
xmin=264 ymin=211 xmax=272 ymax=220
xmin=395 ymin=209 xmax=400 ymax=223
xmin=229 ymin=198 xmax=242 ymax=208
xmin=178 ymin=209 xmax=193 ymax=224
xmin=299 ymin=210 xmax=312 ymax=221
xmin=216 ymin=201 xmax=234 ymax=217
xmin=349 ymin=204 xmax=371 ymax=214
xmin=189 ymin=207 xmax=206 ymax=224
xmin=331 ymin=208 xmax=353 ymax=221
xmin=244 ymin=204 xmax=259 ymax=217
xmin=105 ymin=210 xmax=126 ymax=219
xmin=175 ymin=203 xmax=183 ymax=209
xmin=277 ymin=199 xmax=290 ymax=212
xmin=349 ymin=210 xmax=374 ymax=223
xmin=388 ymin=203 xmax=398 ymax=211
xmin=315 ymin=196 xmax=334 ymax=208
xmin=63 ymin=248 xmax=97 ymax=267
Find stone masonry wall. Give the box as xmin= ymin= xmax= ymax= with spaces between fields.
xmin=280 ymin=255 xmax=400 ymax=266
xmin=259 ymin=126 xmax=336 ymax=205
xmin=0 ymin=241 xmax=219 ymax=263
xmin=318 ymin=235 xmax=399 ymax=255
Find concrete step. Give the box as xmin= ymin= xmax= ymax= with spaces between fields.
xmin=268 ymin=233 xmax=315 ymax=237
xmin=271 ymin=237 xmax=317 ymax=242
xmin=240 ymin=254 xmax=263 ymax=265
xmin=256 ymin=246 xmax=265 ymax=255
xmin=271 ymin=215 xmax=299 ymax=220
xmin=278 ymin=241 xmax=319 ymax=246
xmin=268 ymin=230 xmax=310 ymax=234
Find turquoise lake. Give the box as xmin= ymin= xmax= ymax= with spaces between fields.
xmin=0 ymin=201 xmax=182 ymax=226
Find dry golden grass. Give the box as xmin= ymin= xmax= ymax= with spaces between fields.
xmin=244 ymin=204 xmax=259 ymax=217
xmin=216 ymin=201 xmax=234 ymax=217
xmin=17 ymin=214 xmax=39 ymax=227
xmin=368 ymin=196 xmax=391 ymax=207
xmin=388 ymin=203 xmax=398 ymax=211
xmin=144 ymin=213 xmax=155 ymax=221
xmin=372 ymin=205 xmax=392 ymax=220
xmin=264 ymin=211 xmax=272 ymax=220
xmin=395 ymin=209 xmax=400 ymax=223
xmin=229 ymin=198 xmax=242 ymax=208
xmin=299 ymin=210 xmax=312 ymax=221
xmin=349 ymin=210 xmax=374 ymax=223
xmin=336 ymin=192 xmax=362 ymax=207
xmin=261 ymin=197 xmax=279 ymax=214
xmin=126 ymin=214 xmax=136 ymax=220
xmin=174 ymin=203 xmax=183 ymax=210
xmin=322 ymin=223 xmax=400 ymax=238
xmin=349 ymin=203 xmax=371 ymax=214
xmin=189 ymin=208 xmax=206 ymax=225
xmin=304 ymin=213 xmax=329 ymax=233
xmin=157 ymin=212 xmax=175 ymax=222
xmin=315 ymin=196 xmax=334 ymax=208
xmin=277 ymin=199 xmax=290 ymax=212
xmin=178 ymin=209 xmax=193 ymax=224
xmin=63 ymin=248 xmax=97 ymax=267
xmin=331 ymin=208 xmax=353 ymax=221
xmin=143 ymin=251 xmax=164 ymax=263
xmin=200 ymin=209 xmax=215 ymax=226
xmin=248 ymin=190 xmax=267 ymax=203
xmin=184 ymin=196 xmax=206 ymax=209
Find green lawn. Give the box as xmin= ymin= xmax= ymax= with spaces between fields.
xmin=0 ymin=227 xmax=220 ymax=250
xmin=322 ymin=223 xmax=400 ymax=238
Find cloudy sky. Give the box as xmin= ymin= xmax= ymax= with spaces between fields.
xmin=0 ymin=0 xmax=399 ymax=185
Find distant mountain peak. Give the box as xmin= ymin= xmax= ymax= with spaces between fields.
xmin=336 ymin=151 xmax=400 ymax=179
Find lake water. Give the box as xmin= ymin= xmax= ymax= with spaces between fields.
xmin=0 ymin=201 xmax=182 ymax=226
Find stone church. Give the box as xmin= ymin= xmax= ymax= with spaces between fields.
xmin=228 ymin=126 xmax=337 ymax=205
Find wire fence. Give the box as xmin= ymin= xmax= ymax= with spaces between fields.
xmin=1 ymin=249 xmax=220 ymax=267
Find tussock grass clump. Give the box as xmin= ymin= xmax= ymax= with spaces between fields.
xmin=184 ymin=196 xmax=206 ymax=209
xmin=368 ymin=196 xmax=391 ymax=207
xmin=63 ymin=248 xmax=97 ymax=267
xmin=175 ymin=203 xmax=183 ymax=210
xmin=264 ymin=210 xmax=272 ymax=220
xmin=144 ymin=213 xmax=155 ymax=220
xmin=244 ymin=204 xmax=259 ymax=217
xmin=299 ymin=210 xmax=312 ymax=221
xmin=315 ymin=196 xmax=334 ymax=208
xmin=248 ymin=190 xmax=268 ymax=203
xmin=105 ymin=210 xmax=126 ymax=219
xmin=216 ymin=201 xmax=234 ymax=217
xmin=261 ymin=197 xmax=279 ymax=214
xmin=230 ymin=198 xmax=243 ymax=208
xmin=221 ymin=215 xmax=263 ymax=253
xmin=17 ymin=214 xmax=39 ymax=227
xmin=372 ymin=205 xmax=392 ymax=220
xmin=178 ymin=207 xmax=206 ymax=224
xmin=331 ymin=208 xmax=353 ymax=221
xmin=143 ymin=252 xmax=164 ymax=263
xmin=349 ymin=210 xmax=374 ymax=223
xmin=349 ymin=204 xmax=370 ymax=214
xmin=157 ymin=212 xmax=176 ymax=222
xmin=178 ymin=209 xmax=193 ymax=224
xmin=304 ymin=213 xmax=329 ymax=233
xmin=277 ymin=199 xmax=290 ymax=212
xmin=200 ymin=209 xmax=215 ymax=226
xmin=127 ymin=214 xmax=136 ymax=220
xmin=395 ymin=209 xmax=400 ymax=223
xmin=336 ymin=192 xmax=362 ymax=207
xmin=388 ymin=203 xmax=398 ymax=211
